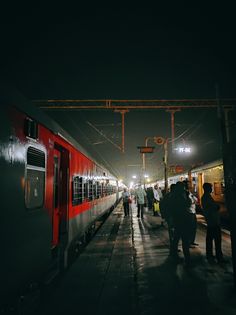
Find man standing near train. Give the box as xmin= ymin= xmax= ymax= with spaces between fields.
xmin=135 ymin=184 xmax=147 ymax=219
xmin=183 ymin=180 xmax=199 ymax=248
xmin=201 ymin=182 xmax=225 ymax=263
xmin=169 ymin=181 xmax=192 ymax=266
xmin=122 ymin=188 xmax=130 ymax=217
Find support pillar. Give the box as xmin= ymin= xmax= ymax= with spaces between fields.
xmin=114 ymin=109 xmax=129 ymax=153
xmin=166 ymin=109 xmax=180 ymax=152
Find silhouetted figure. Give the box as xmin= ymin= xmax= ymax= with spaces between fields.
xmin=153 ymin=185 xmax=161 ymax=216
xmin=160 ymin=184 xmax=176 ymax=252
xmin=135 ymin=184 xmax=147 ymax=219
xmin=183 ymin=180 xmax=199 ymax=248
xmin=169 ymin=181 xmax=192 ymax=266
xmin=122 ymin=188 xmax=130 ymax=217
xmin=201 ymin=182 xmax=225 ymax=263
xmin=146 ymin=187 xmax=154 ymax=210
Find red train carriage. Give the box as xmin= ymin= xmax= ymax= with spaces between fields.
xmin=0 ymin=90 xmax=119 ymax=308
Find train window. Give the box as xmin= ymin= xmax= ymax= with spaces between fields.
xmin=101 ymin=182 xmax=104 ymax=197
xmin=27 ymin=147 xmax=45 ymax=168
xmin=93 ymin=182 xmax=97 ymax=199
xmin=72 ymin=176 xmax=83 ymax=205
xmin=103 ymin=183 xmax=107 ymax=196
xmin=84 ymin=180 xmax=89 ymax=201
xmin=88 ymin=180 xmax=93 ymax=201
xmin=97 ymin=182 xmax=101 ymax=198
xmin=25 ymin=169 xmax=45 ymax=209
xmin=25 ymin=147 xmax=45 ymax=209
xmin=24 ymin=118 xmax=38 ymax=139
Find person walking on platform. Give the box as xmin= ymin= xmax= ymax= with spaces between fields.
xmin=159 ymin=184 xmax=176 ymax=253
xmin=122 ymin=188 xmax=130 ymax=217
xmin=201 ymin=182 xmax=225 ymax=263
xmin=135 ymin=184 xmax=147 ymax=219
xmin=183 ymin=180 xmax=199 ymax=248
xmin=169 ymin=181 xmax=192 ymax=266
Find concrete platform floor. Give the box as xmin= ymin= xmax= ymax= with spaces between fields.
xmin=37 ymin=201 xmax=236 ymax=315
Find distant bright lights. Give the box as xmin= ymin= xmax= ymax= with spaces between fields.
xmin=175 ymin=147 xmax=191 ymax=153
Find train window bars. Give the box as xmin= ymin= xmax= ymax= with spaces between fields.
xmin=84 ymin=180 xmax=89 ymax=201
xmin=72 ymin=176 xmax=84 ymax=205
xmin=88 ymin=180 xmax=93 ymax=201
xmin=24 ymin=118 xmax=38 ymax=139
xmin=25 ymin=146 xmax=45 ymax=209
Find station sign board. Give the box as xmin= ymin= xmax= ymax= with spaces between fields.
xmin=137 ymin=146 xmax=155 ymax=153
xmin=169 ymin=165 xmax=184 ymax=174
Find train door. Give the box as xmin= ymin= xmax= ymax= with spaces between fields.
xmin=52 ymin=149 xmax=60 ymax=247
xmin=52 ymin=144 xmax=69 ymax=251
xmin=197 ymin=172 xmax=204 ymax=205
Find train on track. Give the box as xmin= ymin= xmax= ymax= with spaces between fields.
xmin=0 ymin=90 xmax=122 ymax=309
xmin=156 ymin=159 xmax=227 ymax=221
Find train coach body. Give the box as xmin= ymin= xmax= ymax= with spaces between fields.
xmin=191 ymin=160 xmax=224 ymax=204
xmin=155 ymin=159 xmax=226 ymax=218
xmin=0 ymin=91 xmax=119 ymax=307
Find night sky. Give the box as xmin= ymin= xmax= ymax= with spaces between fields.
xmin=1 ymin=5 xmax=236 ymax=184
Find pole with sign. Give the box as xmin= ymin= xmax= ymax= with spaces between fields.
xmin=137 ymin=146 xmax=154 ymax=186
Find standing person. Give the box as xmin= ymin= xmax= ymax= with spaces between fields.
xmin=153 ymin=185 xmax=161 ymax=216
xmin=170 ymin=181 xmax=192 ymax=266
xmin=146 ymin=187 xmax=154 ymax=210
xmin=183 ymin=180 xmax=199 ymax=248
xmin=201 ymin=182 xmax=225 ymax=263
xmin=135 ymin=184 xmax=147 ymax=219
xmin=159 ymin=184 xmax=176 ymax=253
xmin=157 ymin=184 xmax=163 ymax=200
xmin=122 ymin=188 xmax=130 ymax=217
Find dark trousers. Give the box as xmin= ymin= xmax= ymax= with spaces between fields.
xmin=137 ymin=204 xmax=144 ymax=218
xmin=123 ymin=202 xmax=129 ymax=216
xmin=206 ymin=225 xmax=223 ymax=260
xmin=166 ymin=219 xmax=175 ymax=251
xmin=189 ymin=213 xmax=197 ymax=244
xmin=172 ymin=225 xmax=191 ymax=263
xmin=147 ymin=198 xmax=153 ymax=210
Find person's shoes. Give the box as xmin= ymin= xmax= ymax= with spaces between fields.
xmin=191 ymin=242 xmax=199 ymax=246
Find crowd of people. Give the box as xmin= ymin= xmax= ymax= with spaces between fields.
xmin=122 ymin=180 xmax=225 ymax=267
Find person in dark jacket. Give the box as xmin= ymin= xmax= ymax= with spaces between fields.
xmin=159 ymin=184 xmax=176 ymax=253
xmin=170 ymin=181 xmax=192 ymax=266
xmin=122 ymin=188 xmax=130 ymax=217
xmin=146 ymin=186 xmax=154 ymax=210
xmin=201 ymin=182 xmax=225 ymax=263
xmin=183 ymin=180 xmax=199 ymax=248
